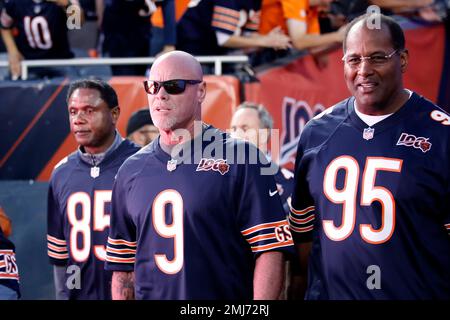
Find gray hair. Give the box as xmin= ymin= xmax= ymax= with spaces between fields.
xmin=236 ymin=102 xmax=274 ymax=130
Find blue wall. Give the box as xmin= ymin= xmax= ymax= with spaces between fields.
xmin=0 ymin=181 xmax=54 ymax=299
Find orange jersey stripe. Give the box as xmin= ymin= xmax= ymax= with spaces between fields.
xmin=289 ymin=224 xmax=314 ymax=233
xmin=0 ymin=249 xmax=14 ymax=255
xmin=289 ymin=214 xmax=315 ymax=224
xmin=106 ymin=256 xmax=135 ymax=264
xmin=106 ymin=247 xmax=136 ymax=255
xmin=0 ymin=273 xmax=19 ymax=280
xmin=48 ymin=251 xmax=69 ymax=260
xmin=107 ymin=237 xmax=137 ymax=247
xmin=0 ymin=262 xmax=5 ymax=268
xmin=245 ymin=22 xmax=259 ymax=29
xmin=290 ymin=206 xmax=315 ymax=216
xmin=247 ymin=233 xmax=277 ymax=244
xmin=47 ymin=235 xmax=67 ymax=245
xmin=214 ymin=6 xmax=240 ymax=19
xmin=213 ymin=12 xmax=239 ymax=25
xmin=251 ymin=240 xmax=294 ymax=252
xmin=47 ymin=243 xmax=68 ymax=253
xmin=242 ymin=220 xmax=288 ymax=236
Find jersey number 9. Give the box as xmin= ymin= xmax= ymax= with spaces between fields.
xmin=152 ymin=189 xmax=184 ymax=275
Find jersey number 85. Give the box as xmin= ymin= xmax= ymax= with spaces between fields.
xmin=67 ymin=191 xmax=111 ymax=262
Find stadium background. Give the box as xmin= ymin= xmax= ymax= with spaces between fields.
xmin=0 ymin=18 xmax=449 ymax=299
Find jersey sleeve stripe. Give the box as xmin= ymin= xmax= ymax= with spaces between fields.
xmin=48 ymin=250 xmax=69 ymax=260
xmin=251 ymin=240 xmax=294 ymax=253
xmin=105 ymin=255 xmax=135 ymax=264
xmin=0 ymin=273 xmax=19 ymax=280
xmin=0 ymin=250 xmax=14 ymax=255
xmin=47 ymin=243 xmax=68 ymax=253
xmin=211 ymin=20 xmax=238 ymax=33
xmin=47 ymin=235 xmax=67 ymax=245
xmin=107 ymin=237 xmax=137 ymax=247
xmin=290 ymin=206 xmax=315 ymax=215
xmin=106 ymin=247 xmax=136 ymax=255
xmin=247 ymin=233 xmax=277 ymax=244
xmin=241 ymin=220 xmax=288 ymax=236
xmin=289 ymin=214 xmax=315 ymax=224
xmin=289 ymin=224 xmax=314 ymax=233
xmin=289 ymin=205 xmax=315 ymax=236
xmin=213 ymin=6 xmax=240 ymax=19
xmin=212 ymin=12 xmax=239 ymax=25
xmin=244 ymin=22 xmax=259 ymax=31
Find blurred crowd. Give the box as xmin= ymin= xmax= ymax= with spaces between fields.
xmin=0 ymin=0 xmax=448 ymax=80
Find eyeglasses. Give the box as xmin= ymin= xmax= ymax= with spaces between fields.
xmin=143 ymin=79 xmax=202 ymax=95
xmin=342 ymin=50 xmax=398 ymax=67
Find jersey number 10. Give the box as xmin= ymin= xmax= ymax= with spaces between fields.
xmin=24 ymin=16 xmax=53 ymax=50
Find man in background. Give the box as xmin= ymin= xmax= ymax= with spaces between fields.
xmin=0 ymin=0 xmax=83 ymax=79
xmin=126 ymin=107 xmax=159 ymax=147
xmin=230 ymin=102 xmax=305 ymax=300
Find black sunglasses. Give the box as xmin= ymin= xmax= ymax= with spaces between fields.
xmin=143 ymin=79 xmax=202 ymax=95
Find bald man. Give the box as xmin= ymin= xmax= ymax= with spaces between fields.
xmin=106 ymin=51 xmax=295 ymax=300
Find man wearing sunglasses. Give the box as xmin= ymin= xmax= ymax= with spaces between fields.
xmin=288 ymin=13 xmax=450 ymax=299
xmin=106 ymin=50 xmax=295 ymax=300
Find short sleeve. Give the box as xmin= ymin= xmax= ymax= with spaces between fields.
xmin=211 ymin=0 xmax=240 ymax=35
xmin=288 ymin=129 xmax=316 ymax=243
xmin=282 ymin=0 xmax=308 ymax=22
xmin=47 ymin=178 xmax=69 ymax=266
xmin=105 ymin=171 xmax=137 ymax=272
xmin=236 ymin=147 xmax=295 ymax=257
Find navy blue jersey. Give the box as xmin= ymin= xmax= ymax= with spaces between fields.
xmin=0 ymin=0 xmax=74 ymax=59
xmin=47 ymin=140 xmax=139 ymax=300
xmin=289 ymin=92 xmax=450 ymax=299
xmin=105 ymin=125 xmax=294 ymax=299
xmin=274 ymin=165 xmax=294 ymax=216
xmin=176 ymin=0 xmax=261 ymax=55
xmin=101 ymin=0 xmax=151 ymax=34
xmin=0 ymin=228 xmax=20 ymax=298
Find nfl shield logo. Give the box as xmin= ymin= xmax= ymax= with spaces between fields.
xmin=363 ymin=127 xmax=375 ymax=140
xmin=167 ymin=159 xmax=177 ymax=172
xmin=90 ymin=166 xmax=100 ymax=178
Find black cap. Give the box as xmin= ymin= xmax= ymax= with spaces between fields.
xmin=126 ymin=108 xmax=153 ymax=136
